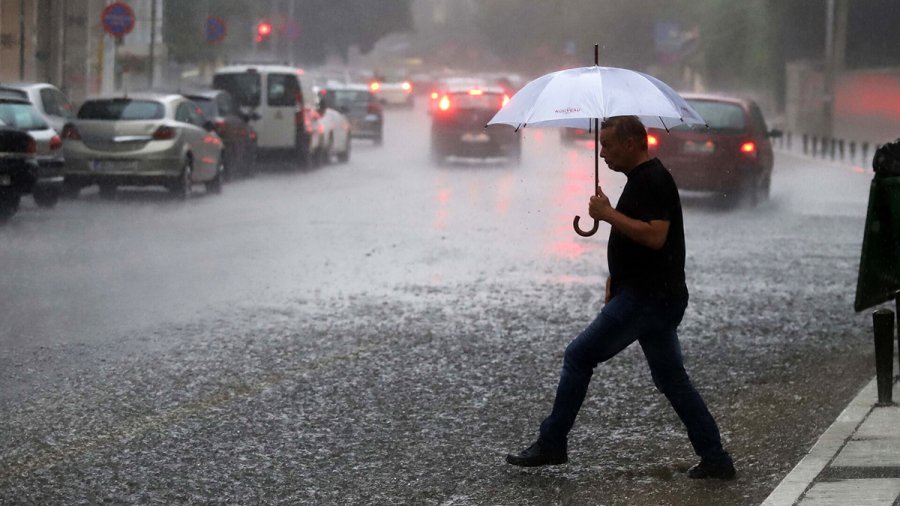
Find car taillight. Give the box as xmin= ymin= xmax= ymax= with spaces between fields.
xmin=438 ymin=95 xmax=451 ymax=112
xmin=61 ymin=123 xmax=80 ymax=140
xmin=647 ymin=134 xmax=659 ymax=149
xmin=502 ymin=94 xmax=510 ymax=107
xmin=152 ymin=126 xmax=176 ymax=140
xmin=214 ymin=119 xmax=227 ymax=132
xmin=402 ymin=81 xmax=412 ymax=92
xmin=49 ymin=135 xmax=63 ymax=151
xmin=367 ymin=101 xmax=382 ymax=114
xmin=430 ymin=91 xmax=439 ymax=100
xmin=740 ymin=141 xmax=757 ymax=157
xmin=26 ymin=137 xmax=37 ymax=154
xmin=370 ymin=81 xmax=381 ymax=92
xmin=468 ymin=89 xmax=483 ymax=96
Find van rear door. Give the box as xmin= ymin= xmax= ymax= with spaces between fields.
xmin=263 ymin=73 xmax=300 ymax=149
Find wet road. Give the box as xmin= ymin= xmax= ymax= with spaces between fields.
xmin=0 ymin=101 xmax=876 ymax=504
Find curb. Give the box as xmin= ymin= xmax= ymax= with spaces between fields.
xmin=760 ymin=377 xmax=877 ymax=505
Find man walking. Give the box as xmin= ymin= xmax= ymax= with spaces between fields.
xmin=506 ymin=116 xmax=735 ymax=480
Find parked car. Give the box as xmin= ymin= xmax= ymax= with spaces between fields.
xmin=0 ymin=127 xmax=39 ymax=222
xmin=648 ymin=92 xmax=782 ymax=206
xmin=62 ymin=93 xmax=224 ymax=199
xmin=181 ymin=89 xmax=258 ymax=179
xmin=0 ymin=88 xmax=64 ymax=207
xmin=212 ymin=64 xmax=323 ymax=167
xmin=320 ymin=83 xmax=382 ymax=145
xmin=369 ymin=72 xmax=414 ymax=107
xmin=431 ymin=84 xmax=519 ymax=163
xmin=313 ymin=88 xmax=352 ymax=164
xmin=0 ymin=82 xmax=76 ymax=133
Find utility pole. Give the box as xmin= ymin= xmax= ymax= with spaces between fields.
xmin=148 ymin=0 xmax=157 ymax=89
xmin=823 ymin=0 xmax=849 ymax=138
xmin=19 ymin=0 xmax=26 ymax=79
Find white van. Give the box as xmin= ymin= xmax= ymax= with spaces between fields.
xmin=212 ymin=64 xmax=321 ymax=166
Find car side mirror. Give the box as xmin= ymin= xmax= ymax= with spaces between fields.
xmin=768 ymin=128 xmax=783 ymax=138
xmin=204 ymin=120 xmax=216 ymax=131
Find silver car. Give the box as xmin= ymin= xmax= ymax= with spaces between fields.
xmin=62 ymin=93 xmax=224 ymax=199
xmin=0 ymin=82 xmax=76 ymax=134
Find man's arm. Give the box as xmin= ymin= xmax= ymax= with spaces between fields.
xmin=588 ymin=187 xmax=670 ymax=250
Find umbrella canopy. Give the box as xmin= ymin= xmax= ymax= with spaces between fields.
xmin=487 ymin=65 xmax=706 ymax=131
xmin=487 ymin=63 xmax=705 ymax=237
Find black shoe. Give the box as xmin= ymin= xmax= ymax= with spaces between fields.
xmin=506 ymin=441 xmax=568 ymax=467
xmin=687 ymin=459 xmax=736 ymax=480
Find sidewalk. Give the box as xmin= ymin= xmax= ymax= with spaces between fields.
xmin=761 ymin=377 xmax=900 ymax=506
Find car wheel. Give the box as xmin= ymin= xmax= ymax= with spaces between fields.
xmin=205 ymin=160 xmax=224 ymax=195
xmin=62 ymin=180 xmax=81 ymax=199
xmin=246 ymin=143 xmax=259 ymax=178
xmin=98 ymin=183 xmax=117 ymax=200
xmin=320 ymin=135 xmax=333 ymax=165
xmin=170 ymin=158 xmax=193 ymax=199
xmin=337 ymin=135 xmax=351 ymax=163
xmin=32 ymin=186 xmax=60 ymax=208
xmin=0 ymin=194 xmax=20 ymax=223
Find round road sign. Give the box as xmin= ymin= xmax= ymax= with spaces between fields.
xmin=206 ymin=15 xmax=227 ymax=44
xmin=101 ymin=2 xmax=136 ymax=37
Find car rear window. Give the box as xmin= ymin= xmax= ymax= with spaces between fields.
xmin=687 ymin=100 xmax=746 ymax=132
xmin=328 ymin=90 xmax=371 ymax=107
xmin=78 ymin=100 xmax=165 ymax=120
xmin=0 ymin=102 xmax=49 ymax=130
xmin=213 ymin=72 xmax=261 ymax=108
xmin=267 ymin=74 xmax=300 ymax=107
xmin=448 ymin=92 xmax=504 ymax=110
xmin=189 ymin=97 xmax=217 ymax=119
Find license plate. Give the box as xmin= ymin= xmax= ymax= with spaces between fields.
xmin=91 ymin=160 xmax=138 ymax=172
xmin=461 ymin=132 xmax=490 ymax=143
xmin=683 ymin=140 xmax=715 ymax=154
xmin=0 ymin=174 xmax=10 ymax=186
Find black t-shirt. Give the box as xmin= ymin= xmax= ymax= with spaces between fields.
xmin=607 ymin=158 xmax=688 ymax=299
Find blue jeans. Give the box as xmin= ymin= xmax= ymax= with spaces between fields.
xmin=538 ymin=288 xmax=731 ymax=463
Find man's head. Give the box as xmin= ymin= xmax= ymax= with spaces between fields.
xmin=599 ymin=116 xmax=650 ymax=174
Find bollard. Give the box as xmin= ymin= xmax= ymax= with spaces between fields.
xmin=850 ymin=142 xmax=857 ymax=163
xmin=787 ymin=131 xmax=792 ymax=151
xmin=803 ymin=134 xmax=809 ymax=155
xmin=839 ymin=139 xmax=845 ymax=160
xmin=863 ymin=143 xmax=870 ymax=165
xmin=874 ymin=308 xmax=895 ymax=406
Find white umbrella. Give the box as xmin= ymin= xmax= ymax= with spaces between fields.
xmin=487 ymin=47 xmax=705 ymax=236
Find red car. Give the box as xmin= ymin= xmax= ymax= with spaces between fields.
xmin=649 ymin=93 xmax=782 ymax=206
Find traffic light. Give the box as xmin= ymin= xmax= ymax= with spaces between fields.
xmin=255 ymin=20 xmax=272 ymax=43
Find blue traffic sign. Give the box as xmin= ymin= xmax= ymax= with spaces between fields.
xmin=101 ymin=2 xmax=135 ymax=37
xmin=206 ymin=15 xmax=227 ymax=44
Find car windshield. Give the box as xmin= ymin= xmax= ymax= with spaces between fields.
xmin=0 ymin=102 xmax=49 ymax=130
xmin=213 ymin=73 xmax=261 ymax=108
xmin=78 ymin=100 xmax=165 ymax=120
xmin=686 ymin=100 xmax=746 ymax=132
xmin=328 ymin=90 xmax=371 ymax=107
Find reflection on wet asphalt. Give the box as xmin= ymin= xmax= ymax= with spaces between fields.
xmin=0 ymin=102 xmax=875 ymax=504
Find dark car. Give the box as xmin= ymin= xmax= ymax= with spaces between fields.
xmin=0 ymin=127 xmax=39 ymax=222
xmin=182 ymin=89 xmax=258 ymax=179
xmin=649 ymin=93 xmax=782 ymax=205
xmin=0 ymin=89 xmax=64 ymax=208
xmin=321 ymin=83 xmax=383 ymax=145
xmin=430 ymin=84 xmax=520 ymax=163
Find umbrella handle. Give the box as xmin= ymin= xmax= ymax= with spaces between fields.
xmin=572 ymin=215 xmax=599 ymax=237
